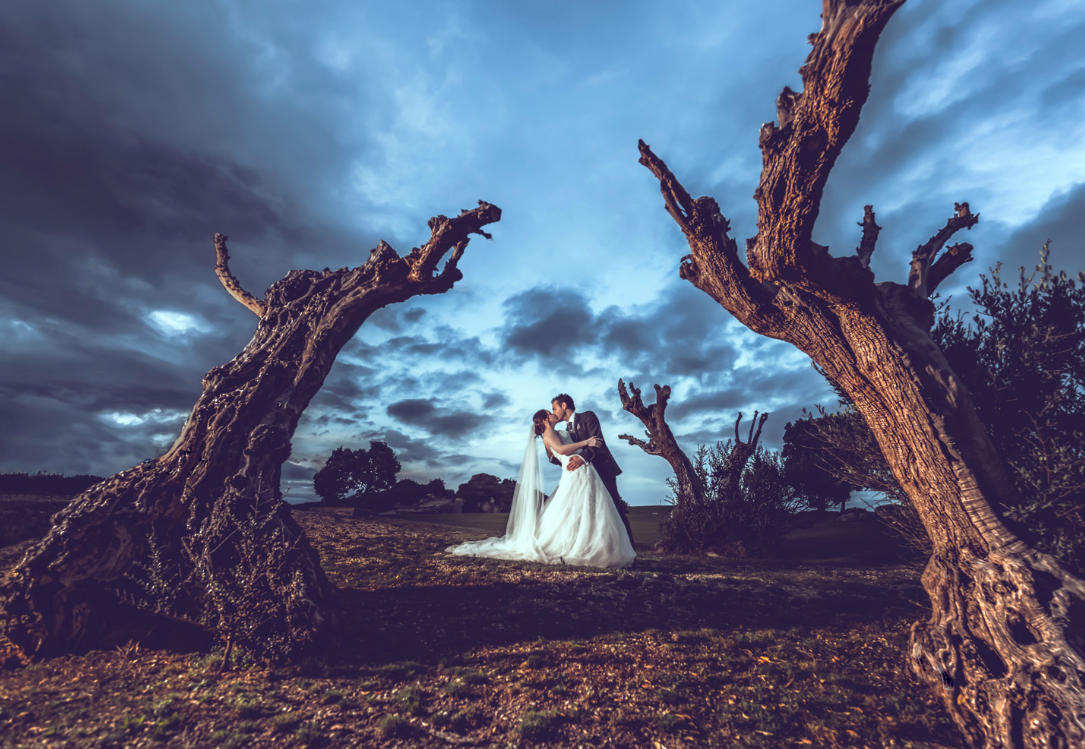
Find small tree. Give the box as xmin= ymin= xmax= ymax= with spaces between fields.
xmin=735 ymin=446 xmax=797 ymax=556
xmin=425 ymin=478 xmax=454 ymax=498
xmin=497 ymin=478 xmax=516 ymax=512
xmin=313 ymin=441 xmax=401 ymax=506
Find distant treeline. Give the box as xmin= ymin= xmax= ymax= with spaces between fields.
xmin=0 ymin=472 xmax=105 ymax=495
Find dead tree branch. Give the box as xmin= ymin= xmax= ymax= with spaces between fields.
xmin=909 ymin=203 xmax=979 ymax=297
xmin=214 ymin=233 xmax=266 ymax=318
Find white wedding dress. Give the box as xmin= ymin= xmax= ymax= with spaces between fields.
xmin=445 ymin=428 xmax=636 ymax=568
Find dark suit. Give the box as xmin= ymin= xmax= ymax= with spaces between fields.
xmin=551 ymin=410 xmax=636 ymax=551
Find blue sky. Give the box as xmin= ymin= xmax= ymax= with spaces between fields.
xmin=1 ymin=0 xmax=1083 ymax=505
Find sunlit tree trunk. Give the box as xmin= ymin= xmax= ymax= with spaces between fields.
xmin=0 ymin=203 xmax=501 ymax=665
xmin=637 ymin=1 xmax=1084 ymax=745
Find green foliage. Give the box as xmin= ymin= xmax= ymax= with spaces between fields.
xmin=456 ymin=473 xmax=515 ymax=513
xmin=396 ymin=685 xmax=427 ymax=716
xmin=809 ymin=244 xmax=1085 ymax=575
xmin=313 ymin=441 xmax=400 ymax=505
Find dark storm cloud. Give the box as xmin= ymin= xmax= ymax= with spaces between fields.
xmin=665 ymin=389 xmax=748 ymax=422
xmin=502 ymin=287 xmax=598 ymax=361
xmin=0 ymin=1 xmax=390 ymax=477
xmin=502 ymin=281 xmax=737 ymax=384
xmin=354 ymin=329 xmax=496 ymax=368
xmin=281 ymin=462 xmax=316 ymax=482
xmin=483 ymin=392 xmax=510 ymax=410
xmin=300 ymin=359 xmax=378 ymax=429
xmin=386 ymin=398 xmax=476 ymax=439
xmin=367 ymin=306 xmax=428 ymax=333
xmin=383 ymin=429 xmax=444 ymax=468
xmin=597 ymin=283 xmax=738 ymax=382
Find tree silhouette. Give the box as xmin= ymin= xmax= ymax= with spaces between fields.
xmin=313 ymin=442 xmax=400 ymax=505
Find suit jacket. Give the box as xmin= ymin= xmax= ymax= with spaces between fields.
xmin=550 ymin=410 xmax=622 ymax=480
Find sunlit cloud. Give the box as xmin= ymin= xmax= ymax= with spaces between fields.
xmin=100 ymin=408 xmax=187 ymax=428
xmin=147 ymin=310 xmax=212 ymax=337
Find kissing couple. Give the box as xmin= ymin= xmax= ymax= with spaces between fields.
xmin=445 ymin=394 xmax=637 ymax=568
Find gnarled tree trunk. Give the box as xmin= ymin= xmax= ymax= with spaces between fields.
xmin=617 ymin=380 xmax=705 ymax=508
xmin=638 ymin=1 xmax=1084 ymax=745
xmin=617 ymin=379 xmax=769 ymax=555
xmin=0 ymin=202 xmax=501 ymax=665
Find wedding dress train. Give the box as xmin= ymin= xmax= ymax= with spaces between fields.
xmin=445 ymin=429 xmax=636 ymax=568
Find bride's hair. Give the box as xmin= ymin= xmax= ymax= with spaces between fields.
xmin=532 ymin=409 xmax=550 ymax=437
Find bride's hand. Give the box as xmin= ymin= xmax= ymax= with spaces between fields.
xmin=587 ymin=436 xmax=602 ymax=447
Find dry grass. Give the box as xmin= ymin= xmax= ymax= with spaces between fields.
xmin=0 ymin=503 xmax=965 ymax=748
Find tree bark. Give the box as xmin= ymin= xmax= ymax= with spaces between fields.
xmin=617 ymin=379 xmax=707 ymax=552
xmin=617 ymin=379 xmax=705 ymax=507
xmin=0 ymin=202 xmax=501 ymax=665
xmin=638 ymin=1 xmax=1085 ymax=746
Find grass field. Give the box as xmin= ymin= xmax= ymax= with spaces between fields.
xmin=0 ymin=501 xmax=965 ymax=748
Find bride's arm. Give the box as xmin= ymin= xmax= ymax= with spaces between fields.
xmin=542 ymin=431 xmax=601 ymax=456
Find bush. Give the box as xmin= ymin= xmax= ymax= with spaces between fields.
xmin=378 ymin=714 xmax=411 ymax=738
xmin=657 ymin=443 xmax=797 ymax=556
xmin=517 ymin=709 xmax=561 ymax=740
xmin=456 ymin=473 xmax=515 ymax=513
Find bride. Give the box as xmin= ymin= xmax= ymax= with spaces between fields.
xmin=445 ymin=409 xmax=637 ymax=568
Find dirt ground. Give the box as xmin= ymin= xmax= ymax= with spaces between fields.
xmin=0 ymin=499 xmax=967 ymax=748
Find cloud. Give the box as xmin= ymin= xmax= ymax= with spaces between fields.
xmin=386 ymin=398 xmax=476 ymax=439
xmin=382 ymin=429 xmax=444 ymax=469
xmin=1 ymin=0 xmax=1080 ymax=510
xmin=665 ymin=389 xmax=748 ymax=421
xmin=501 ymin=287 xmax=598 ymax=362
xmin=483 ymin=392 xmax=511 ymax=410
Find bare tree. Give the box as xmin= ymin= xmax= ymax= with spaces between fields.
xmin=637 ymin=1 xmax=1085 ymax=745
xmin=617 ymin=379 xmax=770 ymax=554
xmin=0 ymin=202 xmax=501 ymax=665
xmin=617 ymin=380 xmax=705 ymax=509
xmin=715 ymin=410 xmax=769 ymax=505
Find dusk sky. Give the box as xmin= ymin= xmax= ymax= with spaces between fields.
xmin=1 ymin=0 xmax=1083 ymax=506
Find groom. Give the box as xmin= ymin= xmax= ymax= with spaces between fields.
xmin=550 ymin=393 xmax=637 ymax=552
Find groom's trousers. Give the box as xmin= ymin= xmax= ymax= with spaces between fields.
xmin=599 ymin=472 xmax=636 ymax=552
